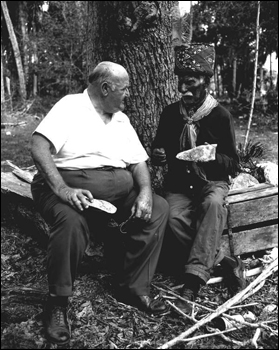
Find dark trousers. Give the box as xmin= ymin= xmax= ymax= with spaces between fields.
xmin=163 ymin=181 xmax=229 ymax=283
xmin=31 ymin=168 xmax=169 ymax=297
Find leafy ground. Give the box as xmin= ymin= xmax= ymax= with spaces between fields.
xmin=1 ymin=107 xmax=278 ymax=349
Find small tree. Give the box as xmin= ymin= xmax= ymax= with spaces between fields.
xmin=244 ymin=1 xmax=261 ymax=150
xmin=1 ymin=1 xmax=27 ymax=100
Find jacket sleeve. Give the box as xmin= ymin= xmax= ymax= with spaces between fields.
xmin=213 ymin=111 xmax=240 ymax=177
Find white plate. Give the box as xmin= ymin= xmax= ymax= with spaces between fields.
xmin=88 ymin=199 xmax=117 ymax=214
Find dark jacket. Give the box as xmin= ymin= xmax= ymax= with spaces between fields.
xmin=152 ymin=101 xmax=240 ymax=194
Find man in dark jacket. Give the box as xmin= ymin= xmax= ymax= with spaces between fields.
xmin=152 ymin=44 xmax=246 ymax=315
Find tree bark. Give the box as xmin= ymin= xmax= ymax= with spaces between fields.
xmin=18 ymin=1 xmax=29 ymax=92
xmin=244 ymin=1 xmax=260 ymax=150
xmin=1 ymin=1 xmax=27 ymax=100
xmin=1 ymin=46 xmax=5 ymax=110
xmin=232 ymin=56 xmax=237 ymax=96
xmin=87 ymin=1 xmax=179 ymax=191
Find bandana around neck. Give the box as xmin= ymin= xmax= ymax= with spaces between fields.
xmin=179 ymin=93 xmax=218 ymax=150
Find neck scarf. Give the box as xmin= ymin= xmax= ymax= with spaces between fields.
xmin=179 ymin=93 xmax=218 ymax=151
xmin=178 ymin=93 xmax=219 ymax=186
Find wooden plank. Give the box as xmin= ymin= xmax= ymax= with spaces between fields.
xmin=221 ymin=224 xmax=278 ymax=256
xmin=225 ymin=196 xmax=278 ymax=228
xmin=228 ymin=186 xmax=278 ymax=204
xmin=228 ymin=183 xmax=273 ymax=196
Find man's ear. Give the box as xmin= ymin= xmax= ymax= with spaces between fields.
xmin=101 ymin=82 xmax=110 ymax=96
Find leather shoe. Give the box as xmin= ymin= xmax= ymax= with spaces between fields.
xmin=117 ymin=292 xmax=168 ymax=315
xmin=223 ymin=256 xmax=247 ymax=296
xmin=175 ymin=287 xmax=196 ymax=316
xmin=44 ymin=302 xmax=70 ymax=345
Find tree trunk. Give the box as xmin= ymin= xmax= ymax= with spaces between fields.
xmin=1 ymin=46 xmax=5 ymax=111
xmin=189 ymin=1 xmax=193 ymax=43
xmin=244 ymin=1 xmax=261 ymax=150
xmin=232 ymin=56 xmax=237 ymax=96
xmin=32 ymin=29 xmax=38 ymax=97
xmin=269 ymin=52 xmax=273 ymax=89
xmin=1 ymin=1 xmax=27 ymax=100
xmin=18 ymin=1 xmax=29 ymax=94
xmin=87 ymin=1 xmax=179 ymax=191
xmin=259 ymin=63 xmax=263 ymax=98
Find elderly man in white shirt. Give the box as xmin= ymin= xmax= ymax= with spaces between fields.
xmin=31 ymin=61 xmax=169 ymax=346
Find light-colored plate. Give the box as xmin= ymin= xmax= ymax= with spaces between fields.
xmin=87 ymin=199 xmax=117 ymax=214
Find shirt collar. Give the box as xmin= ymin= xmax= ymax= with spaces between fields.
xmin=83 ymin=88 xmax=126 ymax=123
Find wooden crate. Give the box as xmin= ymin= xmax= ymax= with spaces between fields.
xmin=221 ymin=183 xmax=278 ymax=256
xmin=2 ymin=172 xmax=278 ymax=257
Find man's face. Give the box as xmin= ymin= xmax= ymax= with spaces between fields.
xmin=106 ymin=73 xmax=130 ymax=113
xmin=178 ymin=74 xmax=207 ymax=106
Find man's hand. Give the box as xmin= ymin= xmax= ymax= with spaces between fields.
xmin=131 ymin=188 xmax=153 ymax=222
xmin=152 ymin=147 xmax=167 ymax=166
xmin=57 ymin=185 xmax=94 ymax=212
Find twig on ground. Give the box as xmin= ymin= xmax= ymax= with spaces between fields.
xmin=179 ymin=325 xmax=244 ymax=342
xmin=229 ymin=302 xmax=259 ymax=310
xmin=251 ymin=328 xmax=261 ymax=349
xmin=166 ymin=301 xmax=195 ymax=322
xmin=158 ymin=258 xmax=278 ymax=349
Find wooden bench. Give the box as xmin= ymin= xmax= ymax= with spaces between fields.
xmin=1 ymin=171 xmax=278 ymax=256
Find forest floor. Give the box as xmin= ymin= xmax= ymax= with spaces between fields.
xmin=1 ymin=106 xmax=278 ymax=349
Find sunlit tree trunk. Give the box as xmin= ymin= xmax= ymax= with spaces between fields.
xmin=189 ymin=1 xmax=193 ymax=42
xmin=1 ymin=47 xmax=5 ymax=111
xmin=244 ymin=1 xmax=261 ymax=150
xmin=32 ymin=25 xmax=38 ymax=97
xmin=87 ymin=1 xmax=179 ymax=190
xmin=269 ymin=53 xmax=273 ymax=89
xmin=19 ymin=1 xmax=29 ymax=95
xmin=1 ymin=1 xmax=26 ymax=100
xmin=232 ymin=56 xmax=237 ymax=96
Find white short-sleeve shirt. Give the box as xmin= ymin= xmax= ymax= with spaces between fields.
xmin=34 ymin=89 xmax=149 ymax=169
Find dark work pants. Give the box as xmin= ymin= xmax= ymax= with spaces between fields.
xmin=164 ymin=181 xmax=229 ymax=284
xmin=31 ymin=168 xmax=169 ymax=297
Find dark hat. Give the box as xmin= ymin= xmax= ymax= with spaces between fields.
xmin=174 ymin=43 xmax=215 ymax=77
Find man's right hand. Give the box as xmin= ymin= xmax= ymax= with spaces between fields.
xmin=151 ymin=148 xmax=167 ymax=166
xmin=57 ymin=185 xmax=94 ymax=212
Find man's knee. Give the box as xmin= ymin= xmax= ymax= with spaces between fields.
xmin=52 ymin=207 xmax=89 ymax=239
xmin=202 ymin=194 xmax=224 ymax=212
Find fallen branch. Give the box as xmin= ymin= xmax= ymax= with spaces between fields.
xmin=5 ymin=160 xmax=35 ymax=184
xmin=251 ymin=328 xmax=261 ymax=349
xmin=165 ymin=291 xmax=270 ymax=329
xmin=179 ymin=325 xmax=246 ymax=342
xmin=1 ymin=121 xmax=27 ymax=128
xmin=158 ymin=258 xmax=278 ymax=349
xmin=1 ymin=287 xmax=47 ymax=306
xmin=166 ymin=300 xmax=195 ymax=322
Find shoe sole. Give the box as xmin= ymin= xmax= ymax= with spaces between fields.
xmin=45 ymin=334 xmax=70 ymax=346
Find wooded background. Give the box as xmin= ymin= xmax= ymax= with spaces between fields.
xmin=1 ymin=1 xmax=277 ymax=99
xmin=1 ymin=1 xmax=278 ymax=188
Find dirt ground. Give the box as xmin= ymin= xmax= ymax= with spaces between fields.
xmin=1 ymin=112 xmax=278 ymax=349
